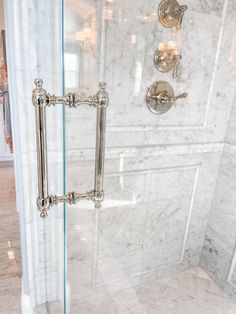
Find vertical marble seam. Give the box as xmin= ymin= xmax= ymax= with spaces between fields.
xmin=181 ymin=167 xmax=200 ymax=261
xmin=203 ymin=0 xmax=229 ymax=127
xmin=92 ymin=207 xmax=100 ymax=286
xmin=226 ymin=244 xmax=236 ymax=287
xmin=98 ymin=0 xmax=106 ymax=82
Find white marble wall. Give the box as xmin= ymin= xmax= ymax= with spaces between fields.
xmin=200 ymin=0 xmax=236 ymax=300
xmin=66 ymin=147 xmax=223 ymax=303
xmin=5 ymin=0 xmax=64 ymax=311
xmin=201 ymin=148 xmax=236 ymax=300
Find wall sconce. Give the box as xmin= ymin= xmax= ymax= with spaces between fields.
xmin=154 ymin=42 xmax=182 ymax=78
xmin=158 ymin=0 xmax=187 ymax=30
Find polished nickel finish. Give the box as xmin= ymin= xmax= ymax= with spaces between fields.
xmin=33 ymin=79 xmax=49 ymax=218
xmin=94 ymin=82 xmax=108 ymax=208
xmin=146 ymin=81 xmax=187 ymax=115
xmin=154 ymin=48 xmax=182 ymax=78
xmin=32 ymin=78 xmax=106 ymax=108
xmin=158 ymin=0 xmax=188 ymax=30
xmin=33 ymin=79 xmax=109 ymax=217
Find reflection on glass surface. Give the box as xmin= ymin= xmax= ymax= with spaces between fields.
xmin=64 ymin=53 xmax=78 ymax=89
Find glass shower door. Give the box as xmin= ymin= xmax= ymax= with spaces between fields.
xmin=62 ymin=0 xmax=236 ymax=313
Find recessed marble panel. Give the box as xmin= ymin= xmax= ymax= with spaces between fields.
xmin=96 ymin=203 xmax=147 ymax=285
xmin=67 ymin=207 xmax=95 ymax=300
xmin=149 ymin=168 xmax=195 ymax=202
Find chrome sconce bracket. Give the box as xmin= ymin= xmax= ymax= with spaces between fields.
xmin=32 ymin=79 xmax=108 ymax=218
xmin=154 ymin=47 xmax=182 ymax=78
xmin=158 ymin=0 xmax=188 ymax=30
xmin=146 ymin=81 xmax=187 ymax=115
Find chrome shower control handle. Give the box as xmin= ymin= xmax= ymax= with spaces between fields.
xmin=146 ymin=81 xmax=188 ymax=115
xmin=158 ymin=0 xmax=188 ymax=30
xmin=154 ymin=48 xmax=182 ymax=79
xmin=173 ymin=92 xmax=188 ymax=102
xmin=172 ymin=55 xmax=181 ymax=78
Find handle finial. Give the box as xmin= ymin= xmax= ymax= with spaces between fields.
xmin=34 ymin=78 xmax=43 ymax=90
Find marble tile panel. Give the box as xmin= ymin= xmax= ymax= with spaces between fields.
xmin=201 ymin=227 xmax=233 ymax=285
xmin=206 ymin=152 xmax=236 ymax=251
xmin=187 ymin=0 xmax=225 ymax=16
xmin=96 ymin=203 xmax=147 ymax=285
xmin=149 ymin=168 xmax=195 ymax=202
xmin=62 ymin=0 xmax=236 ymax=150
xmin=67 ymin=207 xmax=96 ymax=301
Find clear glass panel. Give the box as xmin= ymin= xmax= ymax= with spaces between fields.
xmin=63 ymin=0 xmax=236 ymax=313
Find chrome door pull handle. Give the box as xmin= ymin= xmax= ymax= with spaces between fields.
xmin=32 ymin=79 xmax=109 ymax=218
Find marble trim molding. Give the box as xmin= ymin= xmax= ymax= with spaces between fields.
xmin=19 ymin=143 xmax=225 ymax=165
xmin=224 ymin=143 xmax=236 ymax=155
xmin=93 ymin=165 xmax=200 ymax=287
xmin=227 ymin=247 xmax=236 ymax=289
xmin=224 ymin=144 xmax=236 ymax=289
xmin=66 ymin=143 xmax=225 ymax=162
xmin=0 ymin=154 xmax=14 ymax=162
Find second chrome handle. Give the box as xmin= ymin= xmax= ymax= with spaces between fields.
xmin=146 ymin=81 xmax=188 ymax=115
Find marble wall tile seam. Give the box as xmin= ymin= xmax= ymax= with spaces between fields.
xmin=22 ymin=143 xmax=225 ymax=162
xmin=202 ymin=0 xmax=230 ymax=128
xmin=103 ymin=164 xmax=200 ymax=179
xmin=65 ymin=143 xmax=225 ymax=162
xmin=93 ymin=260 xmax=183 ymax=289
xmin=107 ymin=124 xmax=206 ymax=132
xmin=224 ymin=143 xmax=236 ymax=155
xmin=180 ymin=168 xmax=200 ymax=261
xmin=227 ymin=246 xmax=236 ymax=288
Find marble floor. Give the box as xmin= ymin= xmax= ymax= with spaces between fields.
xmin=71 ymin=268 xmax=236 ymax=314
xmin=0 ymin=164 xmax=21 ymax=314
